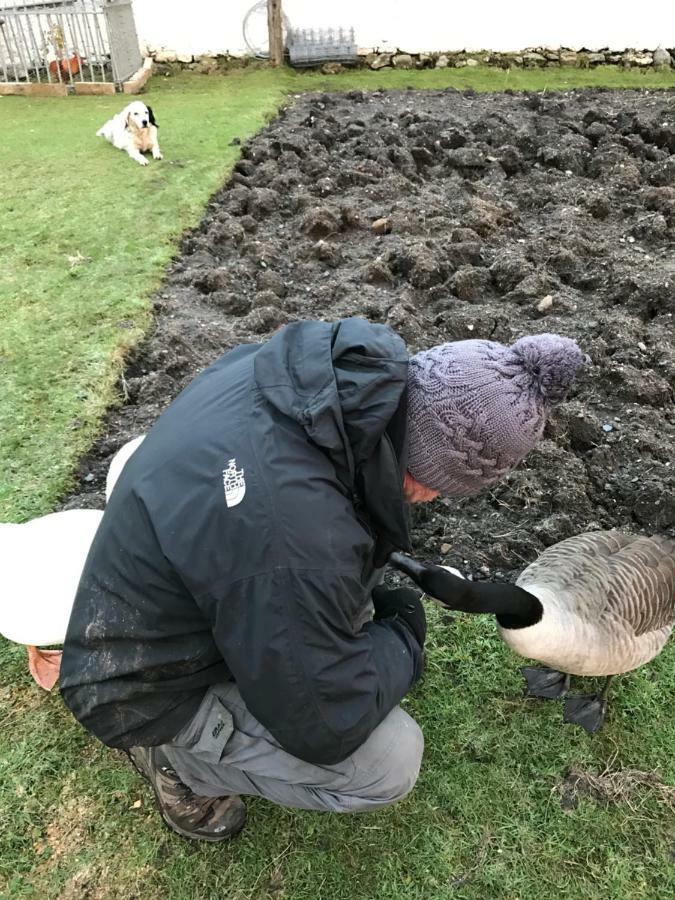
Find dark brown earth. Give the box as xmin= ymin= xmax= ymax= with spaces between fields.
xmin=63 ymin=87 xmax=675 ymax=582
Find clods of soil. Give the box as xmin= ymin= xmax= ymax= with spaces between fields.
xmin=65 ymin=87 xmax=675 ymax=581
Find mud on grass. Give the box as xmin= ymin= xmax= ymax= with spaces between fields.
xmin=66 ymin=87 xmax=675 ymax=579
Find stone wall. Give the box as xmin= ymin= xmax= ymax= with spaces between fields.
xmin=364 ymin=47 xmax=674 ymax=70
xmin=150 ymin=46 xmax=674 ymax=75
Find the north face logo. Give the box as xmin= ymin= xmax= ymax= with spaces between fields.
xmin=212 ymin=720 xmax=225 ymax=739
xmin=223 ymin=458 xmax=246 ymax=508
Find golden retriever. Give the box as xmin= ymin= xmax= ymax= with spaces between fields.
xmin=96 ymin=100 xmax=161 ymax=166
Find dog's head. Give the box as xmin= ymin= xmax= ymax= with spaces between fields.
xmin=124 ymin=101 xmax=158 ymax=131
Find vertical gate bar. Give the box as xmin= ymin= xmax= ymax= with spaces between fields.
xmin=39 ymin=13 xmax=54 ymax=83
xmin=2 ymin=15 xmax=18 ymax=81
xmin=44 ymin=13 xmax=62 ymax=82
xmin=64 ymin=12 xmax=77 ymax=81
xmin=89 ymin=8 xmax=104 ymax=80
xmin=0 ymin=23 xmax=10 ymax=83
xmin=68 ymin=12 xmax=82 ymax=81
xmin=24 ymin=15 xmax=42 ymax=83
xmin=4 ymin=15 xmax=23 ymax=82
xmin=55 ymin=13 xmax=74 ymax=85
xmin=24 ymin=13 xmax=45 ymax=83
xmin=85 ymin=9 xmax=103 ymax=80
xmin=91 ymin=7 xmax=108 ymax=81
xmin=34 ymin=13 xmax=52 ymax=83
xmin=75 ymin=10 xmax=96 ymax=82
xmin=49 ymin=13 xmax=63 ymax=83
xmin=83 ymin=10 xmax=97 ymax=81
xmin=7 ymin=15 xmax=23 ymax=82
xmin=66 ymin=12 xmax=84 ymax=81
xmin=82 ymin=10 xmax=98 ymax=81
xmin=12 ymin=15 xmax=32 ymax=83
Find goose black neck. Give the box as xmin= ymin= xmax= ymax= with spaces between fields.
xmin=388 ymin=551 xmax=543 ymax=629
xmin=470 ymin=582 xmax=544 ymax=630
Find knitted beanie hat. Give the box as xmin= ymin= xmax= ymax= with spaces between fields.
xmin=407 ymin=334 xmax=585 ymax=497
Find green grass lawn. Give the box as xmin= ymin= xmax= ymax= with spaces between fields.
xmin=2 ymin=65 xmax=675 ymax=900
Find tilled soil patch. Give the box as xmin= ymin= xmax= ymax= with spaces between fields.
xmin=64 ymin=87 xmax=675 ymax=581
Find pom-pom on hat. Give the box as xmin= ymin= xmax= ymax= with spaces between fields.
xmin=406 ymin=333 xmax=586 ymax=496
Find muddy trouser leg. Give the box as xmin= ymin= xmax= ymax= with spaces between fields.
xmin=159 ymin=682 xmax=424 ymax=813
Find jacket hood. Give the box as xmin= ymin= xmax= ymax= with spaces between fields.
xmin=254 ymin=318 xmax=408 ymax=481
xmin=254 ymin=318 xmax=412 ymax=554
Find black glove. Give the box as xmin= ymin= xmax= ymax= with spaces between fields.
xmin=372 ymin=584 xmax=427 ymax=649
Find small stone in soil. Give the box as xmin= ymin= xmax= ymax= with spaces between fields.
xmin=372 ymin=217 xmax=392 ymax=235
xmin=536 ymin=294 xmax=554 ymax=314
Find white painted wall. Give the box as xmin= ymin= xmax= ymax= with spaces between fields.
xmin=132 ymin=0 xmax=675 ymax=58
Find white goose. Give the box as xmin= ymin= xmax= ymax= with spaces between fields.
xmin=390 ymin=530 xmax=675 ymax=733
xmin=0 ymin=434 xmax=146 ymax=690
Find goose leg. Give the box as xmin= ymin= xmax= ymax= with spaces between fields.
xmin=563 ymin=676 xmax=614 ymax=734
xmin=521 ymin=666 xmax=571 ymax=699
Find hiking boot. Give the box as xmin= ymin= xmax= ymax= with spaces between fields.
xmin=127 ymin=746 xmax=246 ymax=842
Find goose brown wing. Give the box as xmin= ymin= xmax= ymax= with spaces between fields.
xmin=517 ymin=531 xmax=675 ymax=638
xmin=604 ymin=535 xmax=675 ymax=637
xmin=516 ymin=531 xmax=631 ymax=602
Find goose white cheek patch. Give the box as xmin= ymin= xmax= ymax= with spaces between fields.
xmin=439 ymin=565 xmax=464 ymax=580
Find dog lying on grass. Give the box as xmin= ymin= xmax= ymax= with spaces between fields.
xmin=96 ymin=100 xmax=162 ymax=166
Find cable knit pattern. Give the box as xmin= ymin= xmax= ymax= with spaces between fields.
xmin=407 ymin=334 xmax=585 ymax=496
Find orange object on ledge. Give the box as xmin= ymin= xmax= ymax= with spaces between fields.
xmin=49 ymin=55 xmax=82 ymax=80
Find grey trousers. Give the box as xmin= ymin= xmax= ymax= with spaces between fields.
xmin=160 ymin=682 xmax=424 ymax=813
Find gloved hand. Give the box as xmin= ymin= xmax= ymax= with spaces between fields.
xmin=372 ymin=584 xmax=427 ymax=649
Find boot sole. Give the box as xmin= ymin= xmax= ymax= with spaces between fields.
xmin=157 ymin=808 xmax=246 ymax=843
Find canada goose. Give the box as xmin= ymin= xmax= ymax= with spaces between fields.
xmin=390 ymin=530 xmax=675 ymax=733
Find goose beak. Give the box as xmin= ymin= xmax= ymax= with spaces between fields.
xmin=26 ymin=646 xmax=62 ymax=691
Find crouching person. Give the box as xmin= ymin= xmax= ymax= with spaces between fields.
xmin=60 ymin=317 xmax=584 ymax=841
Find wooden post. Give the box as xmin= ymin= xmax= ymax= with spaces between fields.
xmin=267 ymin=0 xmax=284 ymax=67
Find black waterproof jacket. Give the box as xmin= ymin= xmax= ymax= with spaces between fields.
xmin=60 ymin=318 xmax=421 ymax=764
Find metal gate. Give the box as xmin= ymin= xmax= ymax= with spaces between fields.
xmin=0 ymin=0 xmax=144 ymax=93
